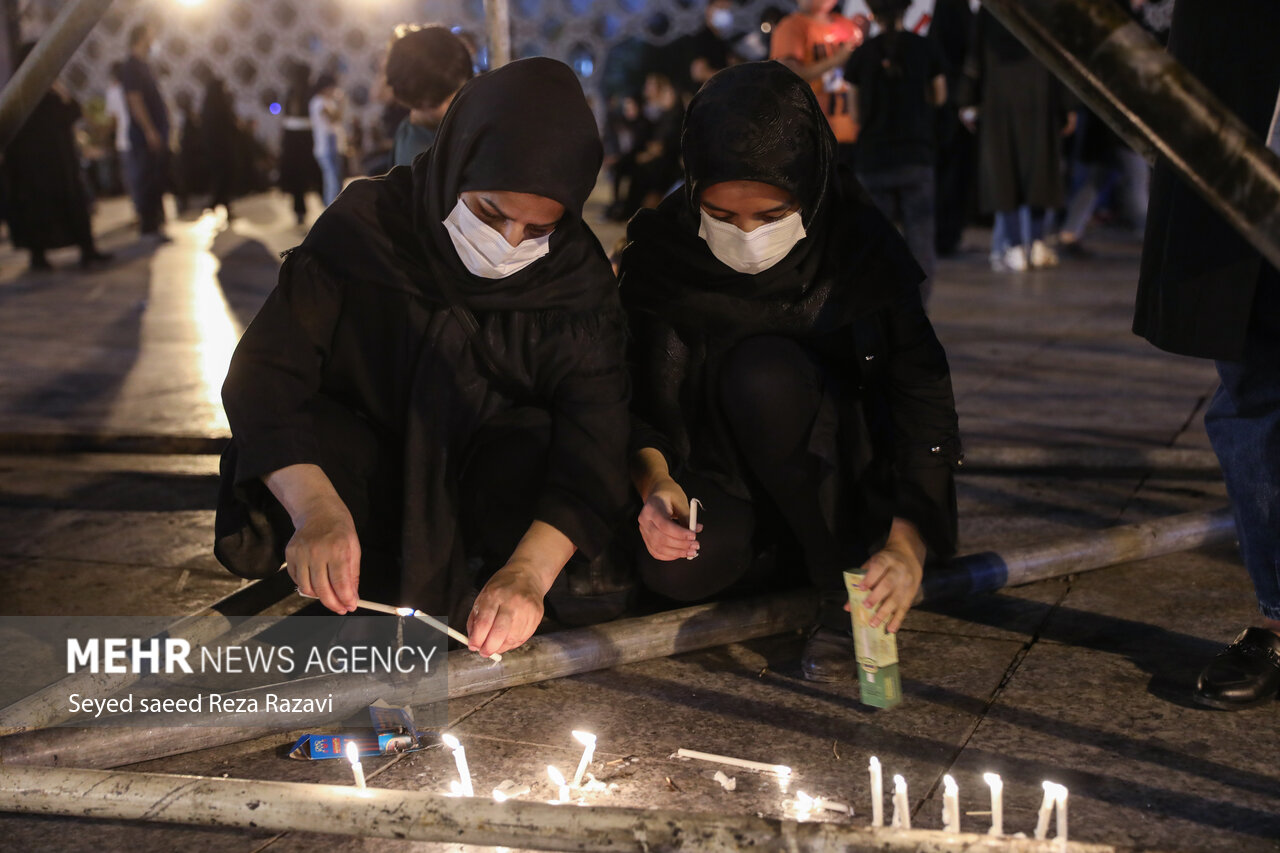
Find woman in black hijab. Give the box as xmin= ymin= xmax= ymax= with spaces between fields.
xmin=620 ymin=61 xmax=961 ymax=680
xmin=215 ymin=59 xmax=630 ymax=658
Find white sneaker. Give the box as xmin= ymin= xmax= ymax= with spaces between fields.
xmin=1003 ymin=245 xmax=1028 ymax=272
xmin=1030 ymin=239 xmax=1059 ymax=268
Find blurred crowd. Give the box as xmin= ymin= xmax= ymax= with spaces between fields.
xmin=0 ymin=0 xmax=1173 ymax=279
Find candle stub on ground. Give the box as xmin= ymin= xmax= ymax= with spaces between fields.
xmin=843 ymin=571 xmax=902 ymax=708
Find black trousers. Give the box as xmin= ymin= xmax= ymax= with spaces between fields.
xmin=638 ymin=336 xmax=867 ymax=611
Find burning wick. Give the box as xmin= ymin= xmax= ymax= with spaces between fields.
xmin=441 ymin=733 xmax=473 ymax=797
xmin=942 ymin=775 xmax=960 ymax=833
xmin=869 ymin=756 xmax=884 ymax=827
xmin=297 ymin=592 xmax=501 ymax=662
xmin=983 ymin=772 xmax=1003 ymax=836
xmin=547 ymin=765 xmax=570 ymax=803
xmin=1034 ymin=781 xmax=1057 ymax=840
xmin=345 ymin=740 xmax=366 ymax=790
xmin=891 ymin=774 xmax=910 ymax=829
xmin=571 ymin=731 xmax=597 ymax=788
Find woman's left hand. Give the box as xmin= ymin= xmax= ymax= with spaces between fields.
xmin=844 ymin=518 xmax=927 ymax=634
xmin=467 ymin=565 xmax=547 ymax=657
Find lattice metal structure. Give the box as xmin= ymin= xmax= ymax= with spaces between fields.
xmin=17 ymin=0 xmax=784 ymax=149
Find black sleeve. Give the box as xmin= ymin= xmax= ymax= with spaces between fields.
xmin=221 ymin=249 xmax=345 ymax=485
xmin=928 ymin=35 xmax=949 ymax=79
xmin=535 ymin=314 xmax=633 ymax=559
xmin=118 ymin=60 xmax=143 ymax=96
xmin=623 ymin=306 xmax=688 ymax=473
xmin=844 ymin=44 xmax=866 ymax=86
xmin=879 ymin=298 xmax=962 ymax=558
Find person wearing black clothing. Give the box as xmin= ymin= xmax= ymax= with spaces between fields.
xmin=928 ymin=0 xmax=977 ymax=256
xmin=664 ymin=0 xmax=737 ymax=97
xmin=620 ymin=62 xmax=961 ymax=682
xmin=1134 ymin=0 xmax=1280 ymax=709
xmin=623 ymin=73 xmax=684 ymax=215
xmin=844 ymin=0 xmax=947 ymax=303
xmin=119 ymin=23 xmax=171 ymax=239
xmin=2 ymin=48 xmax=111 ymax=272
xmin=279 ymin=63 xmax=320 ymax=226
xmin=200 ymin=78 xmax=238 ymax=219
xmin=215 ymin=59 xmax=631 ymax=658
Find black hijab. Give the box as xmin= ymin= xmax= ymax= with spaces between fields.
xmin=303 ymin=57 xmax=613 ymax=316
xmin=622 ymin=60 xmax=922 ymax=336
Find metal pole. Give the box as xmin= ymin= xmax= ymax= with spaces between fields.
xmin=0 ymin=571 xmax=302 ymax=734
xmin=0 ymin=764 xmax=1119 ymax=853
xmin=483 ymin=0 xmax=511 ymax=69
xmin=921 ymin=507 xmax=1236 ymax=602
xmin=957 ymin=445 xmax=1222 ymax=477
xmin=0 ymin=0 xmax=115 ymax=152
xmin=0 ymin=509 xmax=1236 ymax=768
xmin=978 ymin=0 xmax=1280 ymax=272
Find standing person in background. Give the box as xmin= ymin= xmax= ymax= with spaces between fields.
xmin=2 ymin=44 xmax=111 ymax=271
xmin=845 ymin=0 xmax=947 ymax=305
xmin=384 ymin=25 xmax=474 ymax=169
xmin=309 ymin=73 xmax=346 ymax=206
xmin=624 ymin=72 xmax=683 ymax=215
xmin=929 ymin=0 xmax=976 ymax=257
xmin=119 ymin=23 xmax=171 ymax=240
xmin=201 ymin=77 xmax=238 ymax=220
xmin=666 ymin=0 xmax=738 ymax=97
xmin=770 ymin=0 xmax=864 ymax=168
xmin=965 ymin=9 xmax=1072 ymax=272
xmin=1134 ymin=0 xmax=1280 ymax=710
xmin=103 ymin=62 xmax=131 ymax=202
xmin=279 ymin=63 xmax=319 ymax=226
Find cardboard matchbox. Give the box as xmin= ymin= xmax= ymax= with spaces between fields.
xmin=843 ymin=570 xmax=902 ymax=709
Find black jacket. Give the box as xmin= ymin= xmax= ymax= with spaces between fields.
xmin=1133 ymin=0 xmax=1280 ymax=360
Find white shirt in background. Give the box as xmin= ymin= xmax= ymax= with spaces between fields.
xmin=309 ymin=91 xmax=346 ymax=158
xmin=105 ymin=81 xmax=130 ymax=152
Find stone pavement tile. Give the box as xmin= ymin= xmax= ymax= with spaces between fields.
xmin=2 ymin=554 xmax=236 ymax=617
xmin=0 ymin=453 xmax=219 ymax=511
xmin=956 ymin=474 xmax=1143 ymax=552
xmin=0 ymin=507 xmax=222 ymax=571
xmin=951 ymin=547 xmax=1279 ymax=852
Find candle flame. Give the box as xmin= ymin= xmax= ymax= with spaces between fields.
xmin=983 ymin=772 xmax=1002 ymax=788
xmin=1053 ymin=784 xmax=1069 ymax=804
xmin=547 ymin=765 xmax=566 ymax=786
xmin=773 ymin=765 xmax=793 ymax=777
xmin=492 ymin=787 xmax=509 ymax=802
xmin=572 ymin=730 xmax=597 ymax=746
xmin=869 ymin=756 xmax=880 ymax=771
xmin=396 ymin=606 xmax=415 ymax=617
xmin=345 ymin=740 xmax=361 ymax=764
xmin=893 ymin=774 xmax=907 ymax=793
xmin=943 ymin=774 xmax=958 ymax=796
xmin=442 ymin=733 xmax=461 ymax=750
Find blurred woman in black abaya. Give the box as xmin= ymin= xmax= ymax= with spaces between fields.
xmin=620 ymin=62 xmax=961 ymax=681
xmin=216 ymin=59 xmax=630 ymax=658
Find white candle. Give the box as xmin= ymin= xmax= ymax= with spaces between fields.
xmin=983 ymin=772 xmax=1003 ymax=836
xmin=1034 ymin=781 xmax=1056 ymax=840
xmin=686 ymin=499 xmax=702 ymax=560
xmin=547 ymin=765 xmax=570 ymax=803
xmin=675 ymin=748 xmax=791 ymax=777
xmin=891 ymin=774 xmax=910 ymax=829
xmin=869 ymin=756 xmax=884 ymax=827
xmin=491 ymin=781 xmax=531 ymax=802
xmin=571 ymin=730 xmax=597 ymax=788
xmin=795 ymin=790 xmax=815 ymax=819
xmin=1055 ymin=784 xmax=1069 ymax=848
xmin=942 ymin=774 xmax=960 ymax=833
xmin=345 ymin=740 xmax=366 ymax=790
xmin=297 ymin=592 xmax=501 ymax=661
xmin=441 ymin=733 xmax=473 ymax=797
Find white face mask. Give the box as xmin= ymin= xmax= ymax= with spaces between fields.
xmin=443 ymin=197 xmax=552 ymax=279
xmin=698 ymin=208 xmax=806 ymax=274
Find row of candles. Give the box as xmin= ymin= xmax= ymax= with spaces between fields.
xmin=343 ymin=733 xmax=1071 ymax=844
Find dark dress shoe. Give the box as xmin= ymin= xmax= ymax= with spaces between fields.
xmin=79 ymin=250 xmax=113 ymax=269
xmin=801 ymin=626 xmax=858 ymax=683
xmin=1193 ymin=627 xmax=1280 ymax=710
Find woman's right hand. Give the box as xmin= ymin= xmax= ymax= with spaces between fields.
xmin=637 ymin=477 xmax=701 ymax=561
xmin=285 ymin=497 xmax=361 ymax=614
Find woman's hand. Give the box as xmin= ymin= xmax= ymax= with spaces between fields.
xmin=845 ymin=518 xmax=927 ymax=634
xmin=285 ymin=497 xmax=361 ymax=615
xmin=637 ymin=476 xmax=700 ymax=561
xmin=467 ymin=564 xmax=547 ymax=657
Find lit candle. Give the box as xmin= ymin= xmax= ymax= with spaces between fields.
xmin=1034 ymin=781 xmax=1056 ymax=840
xmin=1054 ymin=784 xmax=1069 ymax=848
xmin=942 ymin=774 xmax=960 ymax=833
xmin=547 ymin=765 xmax=570 ymax=803
xmin=297 ymin=593 xmax=501 ymax=661
xmin=571 ymin=730 xmax=597 ymax=788
xmin=491 ymin=781 xmax=531 ymax=802
xmin=983 ymin=772 xmax=1003 ymax=836
xmin=795 ymin=790 xmax=815 ymax=820
xmin=441 ymin=733 xmax=473 ymax=797
xmin=345 ymin=740 xmax=366 ymax=790
xmin=869 ymin=756 xmax=884 ymax=827
xmin=891 ymin=774 xmax=910 ymax=829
